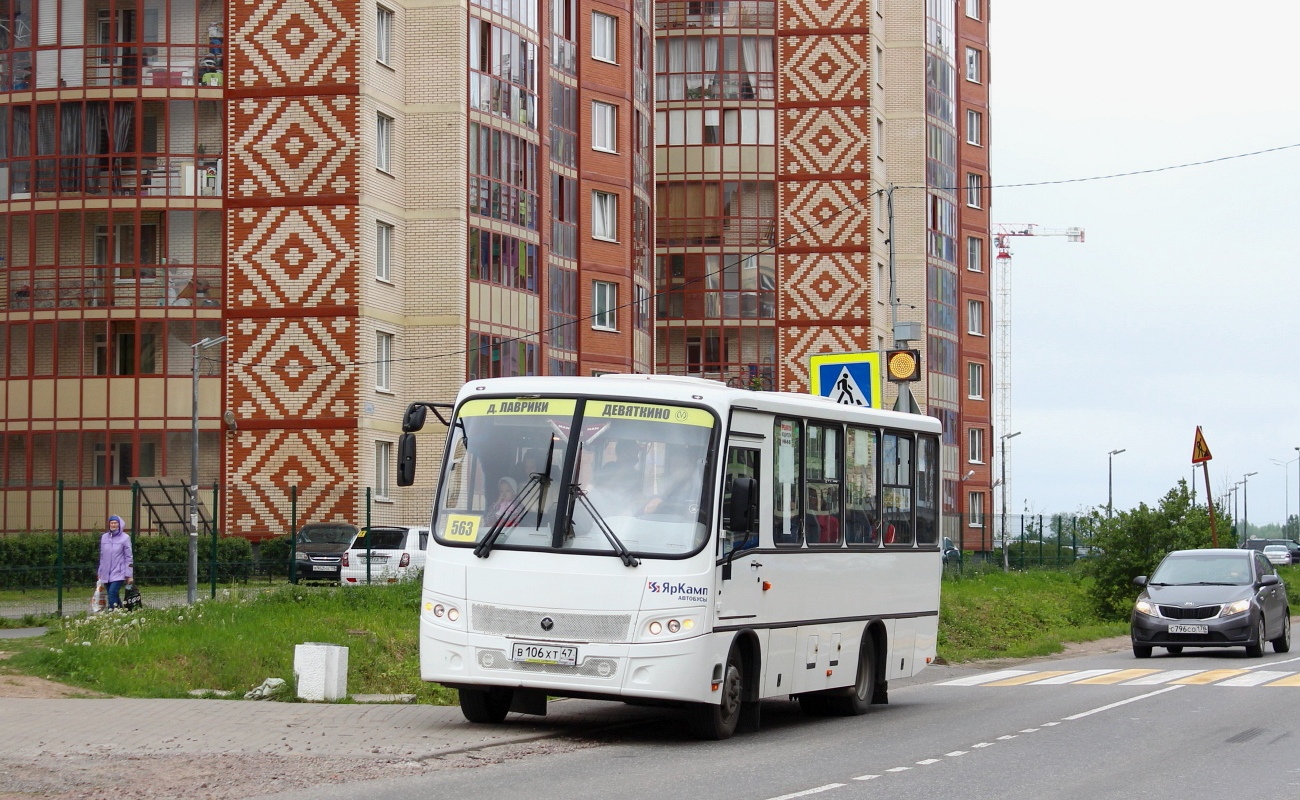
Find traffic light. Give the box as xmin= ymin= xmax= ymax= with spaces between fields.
xmin=885 ymin=349 xmax=922 ymax=382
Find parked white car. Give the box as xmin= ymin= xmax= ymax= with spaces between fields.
xmin=340 ymin=526 xmax=429 ymax=585
xmin=1262 ymin=544 xmax=1292 ymax=567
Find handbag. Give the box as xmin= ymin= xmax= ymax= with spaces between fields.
xmin=122 ymin=583 xmax=142 ymax=611
xmin=90 ymin=583 xmax=106 ymax=614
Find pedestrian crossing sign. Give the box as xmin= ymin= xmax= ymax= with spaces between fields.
xmin=809 ymin=352 xmax=884 ymax=409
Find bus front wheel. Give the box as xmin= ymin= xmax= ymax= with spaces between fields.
xmin=692 ymin=648 xmax=744 ymax=740
xmin=459 ymin=686 xmax=513 ymax=724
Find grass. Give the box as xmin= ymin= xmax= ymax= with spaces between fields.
xmin=0 ymin=568 xmax=1145 ymax=700
xmin=5 ymin=581 xmax=457 ymax=704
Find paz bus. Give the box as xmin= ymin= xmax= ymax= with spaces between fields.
xmin=397 ymin=374 xmax=943 ymax=739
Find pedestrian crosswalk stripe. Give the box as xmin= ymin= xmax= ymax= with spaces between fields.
xmin=1029 ymin=669 xmax=1119 ymax=684
xmin=1074 ymin=669 xmax=1160 ymax=685
xmin=939 ymin=667 xmax=1300 ymax=687
xmin=984 ymin=670 xmax=1073 ymax=686
xmin=1120 ymin=669 xmax=1204 ymax=685
xmin=1217 ymin=671 xmax=1292 ymax=687
xmin=1170 ymin=669 xmax=1248 ymax=685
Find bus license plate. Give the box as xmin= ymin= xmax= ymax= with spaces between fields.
xmin=1169 ymin=623 xmax=1208 ymax=634
xmin=511 ymin=642 xmax=578 ymax=666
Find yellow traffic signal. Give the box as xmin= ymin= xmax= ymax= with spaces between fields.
xmin=885 ymin=349 xmax=922 ymax=382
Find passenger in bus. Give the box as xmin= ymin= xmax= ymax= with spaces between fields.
xmin=488 ymin=477 xmax=521 ymax=527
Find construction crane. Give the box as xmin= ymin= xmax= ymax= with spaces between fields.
xmin=991 ymin=224 xmax=1085 ymax=521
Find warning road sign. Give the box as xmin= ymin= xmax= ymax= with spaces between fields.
xmin=809 ymin=352 xmax=883 ymax=409
xmin=1192 ymin=426 xmax=1212 ymax=464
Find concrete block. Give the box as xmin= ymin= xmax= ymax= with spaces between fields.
xmin=294 ymin=642 xmax=349 ymax=701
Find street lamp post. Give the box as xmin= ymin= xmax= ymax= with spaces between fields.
xmin=190 ymin=335 xmax=226 ymax=605
xmin=1270 ymin=457 xmax=1299 ymax=529
xmin=1000 ymin=431 xmax=1021 ymax=571
xmin=1241 ymin=471 xmax=1258 ymax=544
xmin=1107 ymin=448 xmax=1126 ymax=518
xmin=1294 ymin=446 xmax=1300 ymax=539
xmin=1231 ymin=482 xmax=1242 ymax=546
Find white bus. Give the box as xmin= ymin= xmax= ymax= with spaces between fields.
xmin=398 ymin=374 xmax=943 ymax=739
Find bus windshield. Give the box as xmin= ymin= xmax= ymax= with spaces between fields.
xmin=433 ymin=396 xmax=717 ymax=558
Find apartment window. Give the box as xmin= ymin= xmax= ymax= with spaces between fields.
xmin=965 ymin=47 xmax=981 ymax=83
xmin=376 ymin=331 xmax=394 ymax=390
xmin=875 ymin=45 xmax=884 ymax=87
xmin=968 ymin=491 xmax=984 ymax=527
xmin=376 ymin=113 xmax=393 ymax=172
xmin=592 ymin=11 xmax=617 ymax=63
xmin=966 ymin=173 xmax=983 ymax=208
xmin=376 ymin=5 xmax=394 ymax=65
xmin=592 ymin=190 xmax=618 ymax=241
xmin=593 ymin=281 xmax=617 ymax=330
xmin=967 ymin=299 xmax=984 ymax=335
xmin=967 ymin=236 xmax=983 ymax=272
xmin=875 ymin=117 xmax=885 ymax=160
xmin=376 ymin=221 xmax=393 ymax=281
xmin=968 ymin=427 xmax=984 ymax=464
xmin=966 ymin=109 xmax=982 ymax=146
xmin=965 ymin=0 xmax=981 ymax=20
xmin=375 ymin=441 xmax=392 ymax=500
xmin=593 ymin=101 xmax=618 ymax=152
xmin=967 ymin=362 xmax=984 ymax=399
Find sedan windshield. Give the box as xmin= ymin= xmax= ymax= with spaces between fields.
xmin=297 ymin=525 xmax=357 ymax=545
xmin=1150 ymin=554 xmax=1253 ymax=586
xmin=434 ymin=396 xmax=716 ymax=558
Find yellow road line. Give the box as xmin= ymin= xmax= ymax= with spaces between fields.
xmin=984 ymin=670 xmax=1074 ymax=686
xmin=1074 ymin=669 xmax=1161 ymax=685
xmin=1171 ymin=669 xmax=1248 ymax=685
xmin=1264 ymin=673 xmax=1300 ymax=687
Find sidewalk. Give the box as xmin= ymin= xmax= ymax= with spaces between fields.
xmin=0 ymin=695 xmax=660 ymax=761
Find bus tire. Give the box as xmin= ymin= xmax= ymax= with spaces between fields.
xmin=459 ymin=687 xmax=513 ymax=724
xmin=828 ymin=635 xmax=876 ymax=716
xmin=692 ymin=647 xmax=744 ymax=740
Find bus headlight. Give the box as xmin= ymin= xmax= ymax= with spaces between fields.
xmin=641 ymin=614 xmax=701 ymax=640
xmin=428 ymin=601 xmax=464 ymax=628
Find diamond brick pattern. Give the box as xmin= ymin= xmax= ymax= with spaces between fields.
xmin=230 ymin=207 xmax=357 ymax=308
xmin=231 ymin=97 xmax=358 ymax=197
xmin=779 ymin=35 xmax=868 ymax=104
xmin=228 ymin=429 xmax=359 ymax=535
xmin=779 ymin=179 xmax=871 ymax=249
xmin=780 ymin=325 xmax=871 ymax=392
xmin=231 ymin=0 xmax=359 ymax=88
xmin=782 ymin=107 xmax=870 ymax=176
xmin=230 ymin=316 xmax=357 ymax=420
xmin=783 ymin=252 xmax=870 ymax=321
xmin=780 ymin=0 xmax=867 ymax=30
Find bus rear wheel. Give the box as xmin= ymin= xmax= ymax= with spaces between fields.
xmin=828 ymin=636 xmax=876 ymax=716
xmin=692 ymin=647 xmax=744 ymax=740
xmin=459 ymin=686 xmax=513 ymax=724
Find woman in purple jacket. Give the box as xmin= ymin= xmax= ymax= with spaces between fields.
xmin=98 ymin=515 xmax=133 ymax=609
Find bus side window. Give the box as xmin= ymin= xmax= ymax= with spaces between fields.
xmin=806 ymin=424 xmax=842 ymax=546
xmin=722 ymin=446 xmax=760 ymax=554
xmin=882 ymin=432 xmax=914 ymax=546
xmin=772 ymin=418 xmax=803 ymax=546
xmin=845 ymin=426 xmax=878 ymax=545
xmin=915 ymin=434 xmax=939 ymax=546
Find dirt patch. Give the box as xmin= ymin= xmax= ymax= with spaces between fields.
xmin=0 ymin=674 xmax=105 ymax=700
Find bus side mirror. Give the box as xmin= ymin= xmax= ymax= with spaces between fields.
xmin=397 ymin=433 xmax=417 ymax=487
xmin=728 ymin=476 xmax=757 ymax=535
xmin=402 ymin=404 xmax=429 ymax=433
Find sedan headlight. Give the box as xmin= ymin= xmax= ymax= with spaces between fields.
xmin=1135 ymin=599 xmax=1157 ymax=617
xmin=1220 ymin=599 xmax=1251 ymax=617
xmin=295 ymin=552 xmax=309 ymax=560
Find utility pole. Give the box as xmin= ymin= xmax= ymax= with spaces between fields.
xmin=1107 ymin=448 xmax=1126 ymax=518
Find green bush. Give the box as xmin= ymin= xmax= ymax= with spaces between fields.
xmin=0 ymin=534 xmax=253 ymax=588
xmin=1084 ymin=479 xmax=1216 ymax=620
xmin=257 ymin=534 xmax=293 ymax=577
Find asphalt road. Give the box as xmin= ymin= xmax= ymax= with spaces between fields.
xmin=257 ymin=646 xmax=1300 ymax=800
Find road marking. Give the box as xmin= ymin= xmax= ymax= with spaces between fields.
xmin=885 ymin=767 xmax=911 ymax=773
xmin=983 ymin=670 xmax=1073 ymax=686
xmin=1074 ymin=669 xmax=1160 ymax=685
xmin=937 ymin=669 xmax=1034 ymax=686
xmin=1029 ymin=669 xmax=1120 ymax=684
xmin=971 ymin=742 xmax=994 ymax=748
xmin=1040 ymin=721 xmax=1060 ymax=727
xmin=1171 ymin=669 xmax=1247 ymax=685
xmin=917 ymin=759 xmax=941 ymax=765
xmin=996 ymin=734 xmax=1017 ymax=740
xmin=765 ymin=784 xmax=845 ymax=800
xmin=1019 ymin=728 xmax=1039 ymax=733
xmin=1120 ymin=669 xmax=1203 ymax=685
xmin=1265 ymin=673 xmax=1300 ymax=686
xmin=1062 ymin=685 xmax=1183 ymax=720
xmin=852 ymin=775 xmax=880 ymax=781
xmin=945 ymin=751 xmax=968 ymax=757
xmin=1216 ymin=670 xmax=1292 ymax=687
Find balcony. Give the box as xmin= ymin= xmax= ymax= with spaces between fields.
xmin=1 ymin=157 xmax=222 ymax=201
xmin=655 ymin=1 xmax=776 ymax=30
xmin=5 ymin=264 xmax=222 ymax=311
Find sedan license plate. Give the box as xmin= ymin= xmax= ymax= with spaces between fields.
xmin=312 ymin=565 xmax=334 ymax=571
xmin=1169 ymin=623 xmax=1208 ymax=634
xmin=511 ymin=642 xmax=578 ymax=666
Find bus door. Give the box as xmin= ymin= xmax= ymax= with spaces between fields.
xmin=716 ymin=441 xmax=766 ymax=625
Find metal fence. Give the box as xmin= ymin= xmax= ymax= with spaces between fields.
xmin=943 ymin=513 xmax=1101 ymax=573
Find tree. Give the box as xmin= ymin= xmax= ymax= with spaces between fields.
xmin=1085 ymin=479 xmax=1217 ymax=619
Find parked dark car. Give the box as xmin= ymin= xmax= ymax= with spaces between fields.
xmin=292 ymin=522 xmax=360 ymax=583
xmin=1130 ymin=548 xmax=1291 ymax=659
xmin=1242 ymin=538 xmax=1300 ymax=565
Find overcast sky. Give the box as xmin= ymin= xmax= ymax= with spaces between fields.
xmin=988 ymin=1 xmax=1300 ymax=526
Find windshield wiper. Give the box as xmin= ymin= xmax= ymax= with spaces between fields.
xmin=571 ymin=490 xmax=640 ymax=568
xmin=473 ymin=474 xmax=544 ymax=559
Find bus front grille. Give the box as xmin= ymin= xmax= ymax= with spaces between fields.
xmin=477 ymin=649 xmax=619 ymax=678
xmin=471 ymin=604 xmax=632 ymax=642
